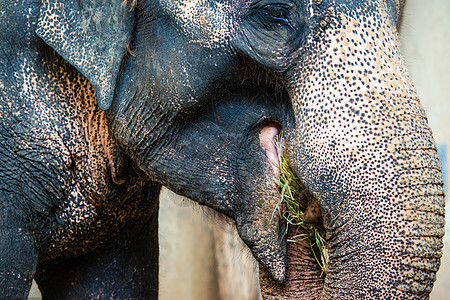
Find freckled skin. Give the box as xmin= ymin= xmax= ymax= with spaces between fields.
xmin=0 ymin=0 xmax=444 ymax=299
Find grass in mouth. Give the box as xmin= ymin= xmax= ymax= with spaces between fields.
xmin=271 ymin=135 xmax=328 ymax=276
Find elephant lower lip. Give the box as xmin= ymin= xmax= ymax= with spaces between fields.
xmin=259 ymin=122 xmax=283 ymax=176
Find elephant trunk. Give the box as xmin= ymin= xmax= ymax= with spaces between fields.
xmin=261 ymin=3 xmax=445 ymax=298
xmin=320 ymin=158 xmax=444 ymax=298
xmin=320 ymin=145 xmax=445 ymax=297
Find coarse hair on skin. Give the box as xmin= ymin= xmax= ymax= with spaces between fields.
xmin=396 ymin=0 xmax=407 ymax=32
xmin=168 ymin=192 xmax=232 ymax=227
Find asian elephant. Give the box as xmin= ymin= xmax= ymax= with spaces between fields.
xmin=0 ymin=0 xmax=444 ymax=298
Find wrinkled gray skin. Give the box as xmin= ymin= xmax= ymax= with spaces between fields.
xmin=0 ymin=0 xmax=445 ymax=299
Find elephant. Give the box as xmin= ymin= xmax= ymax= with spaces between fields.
xmin=0 ymin=0 xmax=445 ymax=298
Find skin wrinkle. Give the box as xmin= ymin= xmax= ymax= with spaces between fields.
xmin=259 ymin=226 xmax=324 ymax=299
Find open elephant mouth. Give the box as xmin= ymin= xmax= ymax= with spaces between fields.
xmin=258 ymin=123 xmax=328 ymax=289
xmin=259 ymin=122 xmax=282 ymax=176
xmin=258 ymin=132 xmax=327 ymax=299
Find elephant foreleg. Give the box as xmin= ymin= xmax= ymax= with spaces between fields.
xmin=35 ymin=210 xmax=159 ymax=299
xmin=0 ymin=209 xmax=38 ymax=299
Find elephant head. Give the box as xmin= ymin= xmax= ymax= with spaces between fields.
xmin=36 ymin=0 xmax=444 ymax=297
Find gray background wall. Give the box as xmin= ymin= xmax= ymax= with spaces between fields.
xmin=28 ymin=0 xmax=449 ymax=298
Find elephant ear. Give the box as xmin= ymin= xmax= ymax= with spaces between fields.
xmin=36 ymin=0 xmax=135 ymax=110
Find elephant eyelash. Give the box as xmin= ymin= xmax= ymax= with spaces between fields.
xmin=260 ymin=4 xmax=294 ymax=29
xmin=247 ymin=2 xmax=295 ymax=30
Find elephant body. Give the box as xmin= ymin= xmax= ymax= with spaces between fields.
xmin=0 ymin=0 xmax=445 ymax=299
xmin=0 ymin=3 xmax=160 ymax=297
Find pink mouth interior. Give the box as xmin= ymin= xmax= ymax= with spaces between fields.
xmin=259 ymin=123 xmax=282 ymax=176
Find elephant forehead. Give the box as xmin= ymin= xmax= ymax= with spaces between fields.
xmin=286 ymin=4 xmax=428 ymax=192
xmin=159 ymin=0 xmax=237 ymax=47
xmin=291 ymin=7 xmax=411 ymax=139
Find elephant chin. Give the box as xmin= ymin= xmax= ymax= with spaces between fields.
xmin=259 ymin=225 xmax=324 ymax=299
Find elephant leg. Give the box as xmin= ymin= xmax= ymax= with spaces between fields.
xmin=35 ymin=210 xmax=159 ymax=300
xmin=0 ymin=210 xmax=38 ymax=299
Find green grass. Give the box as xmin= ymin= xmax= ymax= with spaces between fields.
xmin=271 ymin=135 xmax=328 ymax=276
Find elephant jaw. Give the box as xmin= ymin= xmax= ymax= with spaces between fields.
xmin=259 ymin=225 xmax=325 ymax=299
xmin=232 ymin=122 xmax=285 ymax=284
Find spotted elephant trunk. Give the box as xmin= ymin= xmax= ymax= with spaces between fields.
xmin=261 ymin=2 xmax=445 ymax=298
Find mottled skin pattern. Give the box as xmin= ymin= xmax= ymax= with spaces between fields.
xmin=0 ymin=0 xmax=444 ymax=299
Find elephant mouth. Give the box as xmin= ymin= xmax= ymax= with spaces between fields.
xmin=258 ymin=122 xmax=327 ymax=289
xmin=259 ymin=122 xmax=282 ymax=177
xmin=260 ymin=122 xmax=325 ymax=228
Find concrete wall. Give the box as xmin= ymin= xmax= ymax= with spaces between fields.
xmin=158 ymin=188 xmax=261 ymax=300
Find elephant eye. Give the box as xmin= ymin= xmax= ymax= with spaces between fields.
xmin=261 ymin=4 xmax=293 ymax=28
